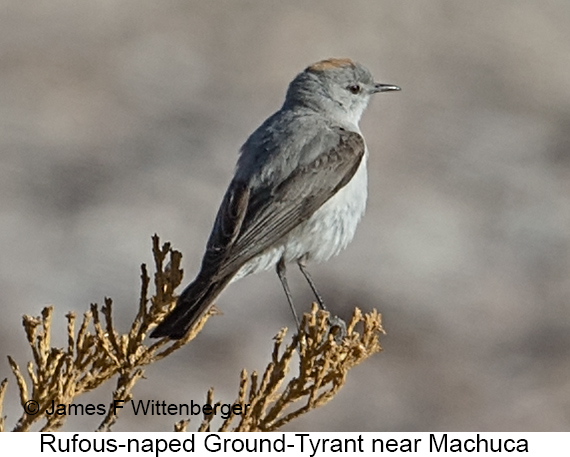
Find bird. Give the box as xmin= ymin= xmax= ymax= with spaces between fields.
xmin=151 ymin=58 xmax=400 ymax=339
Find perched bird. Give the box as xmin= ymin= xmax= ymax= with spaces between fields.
xmin=151 ymin=58 xmax=399 ymax=339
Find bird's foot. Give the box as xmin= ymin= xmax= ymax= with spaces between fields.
xmin=326 ymin=315 xmax=347 ymax=344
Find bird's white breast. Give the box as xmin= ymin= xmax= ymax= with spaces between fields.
xmin=233 ymin=146 xmax=368 ymax=281
xmin=283 ymin=149 xmax=368 ymax=263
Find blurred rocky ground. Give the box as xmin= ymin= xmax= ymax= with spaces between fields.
xmin=0 ymin=1 xmax=568 ymax=431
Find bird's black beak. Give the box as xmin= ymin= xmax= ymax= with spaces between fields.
xmin=371 ymin=83 xmax=401 ymax=94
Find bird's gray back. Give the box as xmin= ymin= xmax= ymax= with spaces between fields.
xmin=234 ymin=107 xmax=342 ymax=189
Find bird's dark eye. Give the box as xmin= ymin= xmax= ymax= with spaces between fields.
xmin=348 ymin=84 xmax=361 ymax=94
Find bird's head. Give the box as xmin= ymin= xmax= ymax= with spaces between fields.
xmin=285 ymin=58 xmax=400 ymax=126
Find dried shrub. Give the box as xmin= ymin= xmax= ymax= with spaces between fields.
xmin=0 ymin=236 xmax=383 ymax=432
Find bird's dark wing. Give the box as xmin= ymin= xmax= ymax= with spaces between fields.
xmin=198 ymin=128 xmax=365 ymax=280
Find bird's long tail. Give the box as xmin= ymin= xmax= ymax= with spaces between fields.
xmin=150 ymin=274 xmax=233 ymax=339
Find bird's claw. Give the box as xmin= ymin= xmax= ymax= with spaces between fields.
xmin=326 ymin=315 xmax=347 ymax=344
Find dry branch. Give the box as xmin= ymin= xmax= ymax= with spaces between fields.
xmin=1 ymin=236 xmax=384 ymax=432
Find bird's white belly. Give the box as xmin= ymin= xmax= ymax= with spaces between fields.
xmin=233 ymin=153 xmax=368 ymax=280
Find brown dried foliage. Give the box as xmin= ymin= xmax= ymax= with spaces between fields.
xmin=0 ymin=236 xmax=383 ymax=432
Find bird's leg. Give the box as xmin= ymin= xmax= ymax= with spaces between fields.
xmin=276 ymin=258 xmax=301 ymax=332
xmin=296 ymin=260 xmax=326 ymax=310
xmin=297 ymin=259 xmax=347 ymax=341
